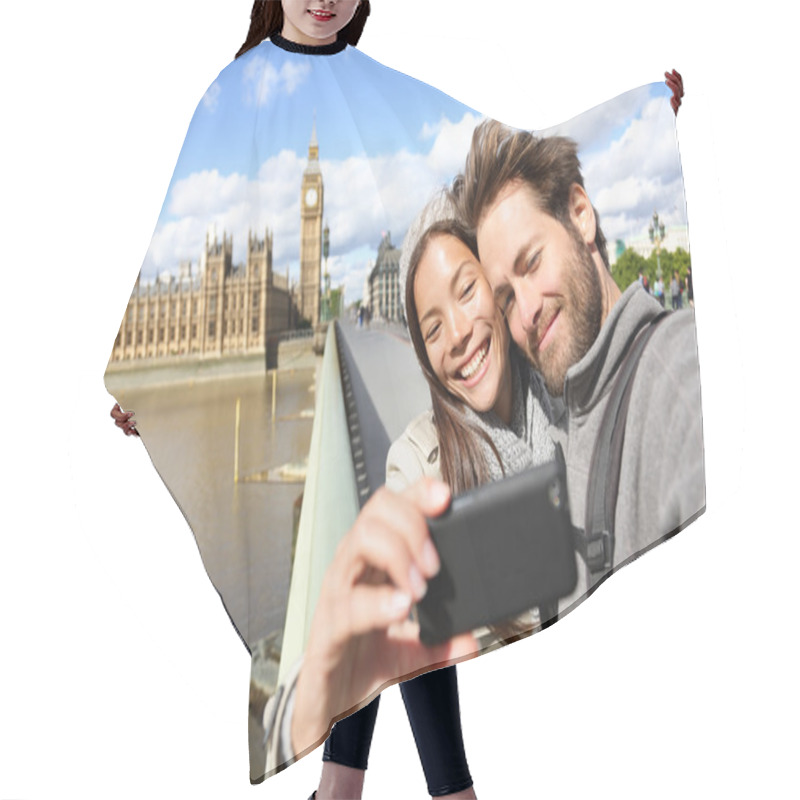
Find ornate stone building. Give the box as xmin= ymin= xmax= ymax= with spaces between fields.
xmin=108 ymin=227 xmax=294 ymax=363
xmin=610 ymin=224 xmax=690 ymax=266
xmin=109 ymin=120 xmax=329 ymax=365
xmin=299 ymin=122 xmax=324 ymax=325
xmin=367 ymin=232 xmax=402 ymax=323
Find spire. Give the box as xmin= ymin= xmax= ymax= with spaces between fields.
xmin=308 ymin=112 xmax=319 ymax=163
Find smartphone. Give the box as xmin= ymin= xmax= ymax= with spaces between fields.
xmin=416 ymin=458 xmax=577 ymax=645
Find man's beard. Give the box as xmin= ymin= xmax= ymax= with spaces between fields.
xmin=525 ymin=236 xmax=603 ymax=397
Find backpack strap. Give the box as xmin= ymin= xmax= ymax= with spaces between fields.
xmin=573 ymin=311 xmax=670 ymax=581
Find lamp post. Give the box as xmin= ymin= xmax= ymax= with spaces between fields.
xmin=321 ymin=223 xmax=331 ymax=322
xmin=648 ymin=210 xmax=666 ymax=280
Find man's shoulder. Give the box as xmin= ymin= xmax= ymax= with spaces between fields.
xmin=641 ymin=308 xmax=700 ymax=380
xmin=616 ymin=307 xmax=705 ymax=553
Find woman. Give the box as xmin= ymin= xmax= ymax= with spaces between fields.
xmin=109 ymin=0 xmax=371 ymax=437
xmin=395 ymin=193 xmax=556 ymax=496
xmin=112 ymin=4 xmax=478 ymax=799
xmin=108 ymin=4 xmax=685 ymax=793
xmin=287 ymin=189 xmax=558 ymax=797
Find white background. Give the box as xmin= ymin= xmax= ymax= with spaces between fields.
xmin=1 ymin=2 xmax=797 ymax=798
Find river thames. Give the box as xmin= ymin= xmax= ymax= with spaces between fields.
xmin=114 ymin=365 xmax=316 ymax=649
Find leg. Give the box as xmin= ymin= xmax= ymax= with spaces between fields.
xmin=400 ymin=666 xmax=475 ymax=798
xmin=316 ymin=697 xmax=381 ymax=799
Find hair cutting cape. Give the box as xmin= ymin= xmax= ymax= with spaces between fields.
xmin=105 ymin=37 xmax=704 ymax=783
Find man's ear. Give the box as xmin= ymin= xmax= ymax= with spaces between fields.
xmin=568 ymin=183 xmax=596 ymax=246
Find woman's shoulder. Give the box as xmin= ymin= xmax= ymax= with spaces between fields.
xmin=385 ymin=411 xmax=440 ymax=491
xmin=402 ymin=409 xmax=438 ymax=450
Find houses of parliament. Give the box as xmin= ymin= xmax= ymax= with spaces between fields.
xmin=107 ymin=126 xmax=325 ymax=366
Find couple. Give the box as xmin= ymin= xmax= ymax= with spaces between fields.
xmin=282 ymin=117 xmax=705 ymax=792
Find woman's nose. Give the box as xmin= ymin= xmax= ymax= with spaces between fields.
xmin=447 ymin=308 xmax=471 ymax=351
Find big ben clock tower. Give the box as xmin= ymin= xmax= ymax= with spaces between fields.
xmin=299 ymin=120 xmax=323 ymax=325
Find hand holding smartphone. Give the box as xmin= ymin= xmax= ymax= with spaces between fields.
xmin=416 ymin=457 xmax=577 ymax=645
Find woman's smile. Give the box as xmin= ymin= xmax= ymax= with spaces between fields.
xmin=308 ymin=8 xmax=335 ymax=22
xmin=458 ymin=338 xmax=490 ymax=384
xmin=414 ymin=233 xmax=512 ymax=421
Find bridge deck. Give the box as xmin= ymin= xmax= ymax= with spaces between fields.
xmin=336 ymin=321 xmax=431 ymax=446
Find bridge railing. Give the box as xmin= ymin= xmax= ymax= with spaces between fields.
xmin=277 ymin=323 xmax=359 ymax=684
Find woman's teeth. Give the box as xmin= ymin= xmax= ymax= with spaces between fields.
xmin=460 ymin=341 xmax=489 ymax=380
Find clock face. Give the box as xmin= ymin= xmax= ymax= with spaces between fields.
xmin=305 ymin=188 xmax=318 ymax=208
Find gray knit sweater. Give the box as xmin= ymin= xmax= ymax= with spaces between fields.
xmin=549 ymin=283 xmax=706 ymax=613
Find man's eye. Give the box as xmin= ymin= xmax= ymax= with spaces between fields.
xmin=526 ymin=251 xmax=541 ymax=273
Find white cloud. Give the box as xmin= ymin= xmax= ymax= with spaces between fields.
xmin=327 ymin=252 xmax=371 ymax=304
xmin=168 ymin=169 xmax=251 ymax=218
xmin=280 ymin=61 xmax=312 ymax=94
xmin=143 ymin=99 xmax=687 ymax=285
xmin=144 ymin=115 xmax=474 ymax=282
xmin=578 ymin=95 xmax=687 ymax=245
xmin=242 ymin=56 xmax=311 ymax=106
xmin=425 ymin=112 xmax=482 ymax=175
xmin=201 ymin=81 xmax=221 ymax=112
xmin=542 ymin=85 xmax=651 ymax=152
xmin=419 ymin=120 xmax=441 ymax=140
xmin=418 ymin=112 xmax=479 ymax=145
xmin=583 ymin=97 xmax=681 ymax=191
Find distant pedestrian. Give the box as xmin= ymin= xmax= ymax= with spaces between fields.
xmin=654 ymin=277 xmax=665 ymax=307
xmin=687 ymin=266 xmax=694 ymax=307
xmin=671 ymin=271 xmax=680 ymax=310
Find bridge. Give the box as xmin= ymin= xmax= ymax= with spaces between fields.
xmin=277 ymin=320 xmax=432 ymax=685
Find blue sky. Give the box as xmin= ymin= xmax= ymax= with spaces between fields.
xmin=140 ymin=43 xmax=684 ymax=304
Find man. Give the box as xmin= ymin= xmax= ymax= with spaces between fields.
xmin=460 ymin=119 xmax=705 ymax=608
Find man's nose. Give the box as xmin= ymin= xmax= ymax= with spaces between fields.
xmin=516 ymin=283 xmax=542 ymax=334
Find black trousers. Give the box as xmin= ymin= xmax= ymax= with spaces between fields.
xmin=322 ymin=665 xmax=473 ymax=797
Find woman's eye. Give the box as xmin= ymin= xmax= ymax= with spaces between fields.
xmin=460 ymin=280 xmax=476 ymax=300
xmin=424 ymin=322 xmax=440 ymax=342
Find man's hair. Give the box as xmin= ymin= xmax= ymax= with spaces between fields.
xmin=236 ymin=1 xmax=371 ymax=59
xmin=460 ymin=119 xmax=609 ymax=270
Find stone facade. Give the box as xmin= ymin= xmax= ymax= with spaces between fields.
xmin=299 ymin=122 xmax=324 ymax=325
xmin=108 ymin=228 xmax=294 ymax=363
xmin=367 ymin=232 xmax=402 ymax=323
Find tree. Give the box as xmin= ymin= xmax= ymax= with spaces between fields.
xmin=672 ymin=247 xmax=691 ymax=280
xmin=611 ymin=248 xmax=648 ymax=292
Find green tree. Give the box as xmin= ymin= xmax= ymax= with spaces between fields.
xmin=648 ymin=248 xmax=673 ymax=283
xmin=649 ymin=247 xmax=691 ymax=295
xmin=672 ymin=247 xmax=691 ymax=280
xmin=329 ymin=287 xmax=343 ymax=319
xmin=611 ymin=248 xmax=648 ymax=292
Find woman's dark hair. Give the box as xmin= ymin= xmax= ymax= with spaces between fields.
xmin=236 ymin=1 xmax=371 ymax=59
xmin=404 ymin=217 xmax=505 ymax=496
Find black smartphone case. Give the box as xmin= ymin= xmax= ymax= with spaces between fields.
xmin=417 ymin=459 xmax=577 ymax=645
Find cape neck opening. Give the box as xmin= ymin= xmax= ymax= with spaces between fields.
xmin=270 ymin=33 xmax=347 ymax=55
